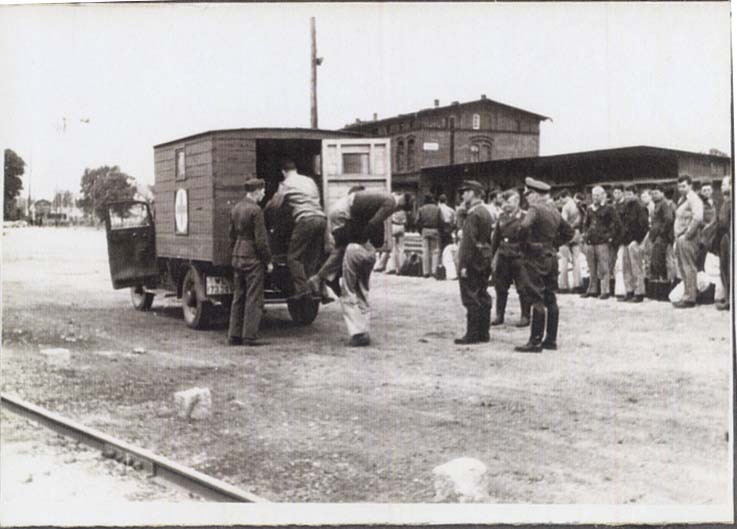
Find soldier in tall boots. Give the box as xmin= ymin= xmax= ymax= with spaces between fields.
xmin=455 ymin=180 xmax=494 ymax=345
xmin=228 ymin=179 xmax=272 ymax=346
xmin=490 ymin=188 xmax=531 ymax=327
xmin=515 ymin=177 xmax=568 ymax=353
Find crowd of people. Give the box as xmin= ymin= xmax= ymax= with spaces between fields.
xmin=372 ymin=174 xmax=732 ymax=344
xmin=227 ymin=158 xmax=731 ymax=351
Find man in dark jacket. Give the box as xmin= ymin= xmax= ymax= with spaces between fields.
xmin=610 ymin=184 xmax=626 ymax=277
xmin=696 ymin=182 xmax=716 ymax=271
xmin=455 ymin=180 xmax=494 ymax=345
xmin=581 ymin=185 xmax=621 ymax=299
xmin=649 ymin=184 xmax=675 ymax=280
xmin=514 ymin=177 xmax=566 ymax=353
xmin=228 ymin=179 xmax=272 ymax=346
xmin=415 ymin=195 xmax=444 ymax=277
xmin=618 ymin=184 xmax=650 ymax=302
xmin=490 ymin=188 xmax=530 ymax=327
xmin=715 ymin=176 xmax=731 ymax=311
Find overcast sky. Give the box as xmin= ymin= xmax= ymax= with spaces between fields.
xmin=0 ymin=2 xmax=731 ymax=200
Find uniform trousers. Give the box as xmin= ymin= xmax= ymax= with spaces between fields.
xmin=459 ymin=267 xmax=492 ymax=330
xmin=675 ymin=235 xmax=699 ymax=303
xmin=288 ymin=215 xmax=327 ymax=294
xmin=228 ymin=262 xmax=264 ymax=340
xmin=650 ymin=236 xmax=671 ymax=280
xmin=584 ymin=243 xmax=611 ymax=295
xmin=339 ymin=242 xmax=376 ymax=338
xmin=622 ymin=241 xmax=646 ymax=296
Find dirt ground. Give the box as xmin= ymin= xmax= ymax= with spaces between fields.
xmin=1 ymin=226 xmax=732 ymax=503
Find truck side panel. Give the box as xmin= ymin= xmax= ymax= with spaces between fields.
xmin=154 ymin=136 xmax=216 ymax=262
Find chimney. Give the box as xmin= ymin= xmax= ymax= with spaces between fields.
xmin=373 ymin=112 xmax=378 ymax=121
xmin=434 ymin=99 xmax=439 ymax=108
xmin=451 ymin=101 xmax=459 ymax=106
xmin=480 ymin=94 xmax=487 ymax=100
xmin=355 ymin=118 xmax=361 ymax=124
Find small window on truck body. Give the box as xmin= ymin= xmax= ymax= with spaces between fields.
xmin=342 ymin=152 xmax=370 ymax=174
xmin=175 ymin=148 xmax=186 ymax=180
xmin=109 ymin=203 xmax=151 ymax=230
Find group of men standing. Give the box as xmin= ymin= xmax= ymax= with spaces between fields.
xmin=227 ymin=159 xmax=413 ymax=347
xmin=569 ymin=175 xmax=731 ymax=311
xmin=454 ymin=177 xmax=570 ymax=353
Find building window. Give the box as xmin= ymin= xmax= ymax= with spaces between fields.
xmin=175 ymin=148 xmax=186 ymax=180
xmin=396 ymin=140 xmax=405 ymax=171
xmin=441 ymin=117 xmax=447 ymax=128
xmin=449 ymin=116 xmax=456 ymax=130
xmin=407 ymin=138 xmax=416 ymax=170
xmin=472 ymin=113 xmax=481 ymax=130
xmin=470 ymin=144 xmax=480 ymax=163
xmin=482 ymin=143 xmax=492 ymax=162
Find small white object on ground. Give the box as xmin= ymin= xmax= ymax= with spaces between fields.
xmin=40 ymin=348 xmax=71 ymax=368
xmin=432 ymin=457 xmax=491 ymax=503
xmin=174 ymin=387 xmax=212 ymax=420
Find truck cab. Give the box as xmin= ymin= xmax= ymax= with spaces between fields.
xmin=104 ymin=129 xmax=392 ymax=329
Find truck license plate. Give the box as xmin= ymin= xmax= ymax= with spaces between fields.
xmin=206 ymin=276 xmax=232 ymax=295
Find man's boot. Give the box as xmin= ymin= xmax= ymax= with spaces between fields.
xmin=478 ymin=307 xmax=491 ymax=342
xmin=455 ymin=313 xmax=480 ymax=344
xmin=516 ymin=297 xmax=531 ymax=327
xmin=541 ymin=304 xmax=559 ymax=350
xmin=514 ymin=307 xmax=545 ymax=353
xmin=491 ymin=291 xmax=507 ymax=326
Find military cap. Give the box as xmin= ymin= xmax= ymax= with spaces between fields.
xmin=524 ymin=176 xmax=551 ymax=193
xmin=244 ymin=178 xmax=265 ymax=192
xmin=458 ymin=180 xmax=485 ymax=195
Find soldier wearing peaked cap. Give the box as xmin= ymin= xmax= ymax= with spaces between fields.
xmin=454 ymin=180 xmax=494 ymax=345
xmin=228 ymin=178 xmax=273 ymax=347
xmin=514 ymin=176 xmax=573 ymax=353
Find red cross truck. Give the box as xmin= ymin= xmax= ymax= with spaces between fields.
xmin=104 ymin=128 xmax=392 ymax=329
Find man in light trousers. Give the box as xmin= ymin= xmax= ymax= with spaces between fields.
xmin=673 ymin=174 xmax=704 ymax=309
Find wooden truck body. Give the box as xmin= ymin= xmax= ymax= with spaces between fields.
xmin=104 ymin=128 xmax=392 ymax=329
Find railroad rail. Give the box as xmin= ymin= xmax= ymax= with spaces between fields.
xmin=1 ymin=393 xmax=268 ymax=503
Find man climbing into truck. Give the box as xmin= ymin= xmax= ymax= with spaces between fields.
xmin=268 ymin=158 xmax=327 ymax=301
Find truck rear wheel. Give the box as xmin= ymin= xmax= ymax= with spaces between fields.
xmin=287 ymin=298 xmax=320 ymax=325
xmin=130 ymin=286 xmax=154 ymax=311
xmin=182 ymin=268 xmax=211 ymax=329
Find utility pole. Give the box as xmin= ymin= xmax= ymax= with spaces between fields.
xmin=310 ymin=17 xmax=322 ymax=129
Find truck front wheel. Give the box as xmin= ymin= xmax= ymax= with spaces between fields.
xmin=287 ymin=298 xmax=320 ymax=325
xmin=182 ymin=268 xmax=211 ymax=329
xmin=130 ymin=286 xmax=154 ymax=311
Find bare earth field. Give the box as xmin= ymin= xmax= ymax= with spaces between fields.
xmin=1 ymin=226 xmax=732 ymax=503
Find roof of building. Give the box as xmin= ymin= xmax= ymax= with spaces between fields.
xmin=154 ymin=127 xmax=362 ymax=149
xmin=344 ymin=96 xmax=551 ymax=130
xmin=422 ymin=145 xmax=732 ymax=177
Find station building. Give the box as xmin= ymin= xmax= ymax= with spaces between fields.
xmin=342 ymin=95 xmax=550 ymax=193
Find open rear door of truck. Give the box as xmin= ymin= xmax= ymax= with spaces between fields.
xmin=321 ymin=138 xmax=393 ymax=250
xmin=105 ymin=201 xmax=158 ymax=289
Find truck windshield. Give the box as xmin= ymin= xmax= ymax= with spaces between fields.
xmin=109 ymin=203 xmax=151 ymax=230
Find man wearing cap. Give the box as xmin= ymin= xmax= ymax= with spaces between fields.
xmin=514 ymin=177 xmax=565 ymax=353
xmin=455 ymin=180 xmax=494 ymax=344
xmin=228 ymin=179 xmax=273 ymax=346
xmin=490 ymin=188 xmax=531 ymax=327
xmin=271 ymin=159 xmax=327 ymax=300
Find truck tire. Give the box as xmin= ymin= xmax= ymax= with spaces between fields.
xmin=287 ymin=298 xmax=320 ymax=325
xmin=130 ymin=286 xmax=154 ymax=311
xmin=182 ymin=268 xmax=211 ymax=329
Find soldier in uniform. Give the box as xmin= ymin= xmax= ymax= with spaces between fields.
xmin=228 ymin=179 xmax=273 ymax=346
xmin=515 ymin=177 xmax=567 ymax=353
xmin=490 ymin=188 xmax=531 ymax=327
xmin=455 ymin=180 xmax=494 ymax=345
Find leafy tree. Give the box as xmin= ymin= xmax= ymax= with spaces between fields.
xmin=4 ymin=149 xmax=25 ymax=219
xmin=79 ymin=165 xmax=136 ymax=221
xmin=52 ymin=190 xmax=75 ymax=210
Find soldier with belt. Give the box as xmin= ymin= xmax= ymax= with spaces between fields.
xmin=228 ymin=178 xmax=273 ymax=346
xmin=490 ymin=188 xmax=531 ymax=327
xmin=455 ymin=180 xmax=494 ymax=345
xmin=515 ymin=177 xmax=566 ymax=353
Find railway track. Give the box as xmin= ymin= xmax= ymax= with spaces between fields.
xmin=0 ymin=393 xmax=268 ymax=503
